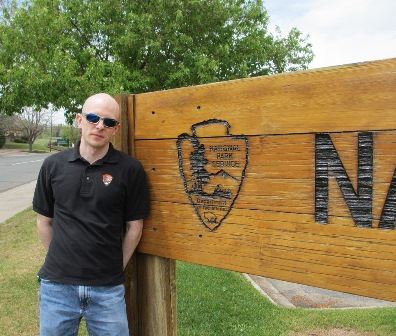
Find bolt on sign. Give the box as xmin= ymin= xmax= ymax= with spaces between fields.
xmin=132 ymin=58 xmax=396 ymax=302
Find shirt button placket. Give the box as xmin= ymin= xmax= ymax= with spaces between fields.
xmin=80 ymin=166 xmax=94 ymax=197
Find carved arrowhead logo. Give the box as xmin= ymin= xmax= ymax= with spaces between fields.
xmin=177 ymin=119 xmax=249 ymax=231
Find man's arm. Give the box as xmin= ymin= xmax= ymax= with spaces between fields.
xmin=122 ymin=219 xmax=143 ymax=270
xmin=37 ymin=213 xmax=53 ymax=251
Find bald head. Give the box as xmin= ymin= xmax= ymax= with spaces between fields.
xmin=82 ymin=93 xmax=120 ymax=120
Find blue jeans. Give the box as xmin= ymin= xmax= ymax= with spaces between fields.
xmin=39 ymin=279 xmax=129 ymax=336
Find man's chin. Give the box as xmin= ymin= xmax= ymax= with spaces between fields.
xmin=85 ymin=137 xmax=108 ymax=148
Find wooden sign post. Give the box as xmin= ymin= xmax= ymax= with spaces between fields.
xmin=116 ymin=58 xmax=396 ymax=335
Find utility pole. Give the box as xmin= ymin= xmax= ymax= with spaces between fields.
xmin=49 ymin=112 xmax=53 ymax=152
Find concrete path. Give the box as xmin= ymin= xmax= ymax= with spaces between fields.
xmin=245 ymin=274 xmax=396 ymax=309
xmin=0 ymin=180 xmax=36 ymax=223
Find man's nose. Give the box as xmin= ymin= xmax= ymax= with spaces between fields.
xmin=95 ymin=119 xmax=105 ymax=129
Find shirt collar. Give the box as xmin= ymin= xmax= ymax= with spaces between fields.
xmin=68 ymin=140 xmax=118 ymax=164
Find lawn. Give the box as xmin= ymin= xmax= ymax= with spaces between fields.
xmin=1 ymin=208 xmax=395 ymax=335
xmin=3 ymin=137 xmax=67 ymax=153
xmin=3 ymin=138 xmax=49 ymax=152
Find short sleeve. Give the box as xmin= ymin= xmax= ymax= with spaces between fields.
xmin=124 ymin=161 xmax=150 ymax=221
xmin=32 ymin=160 xmax=55 ymax=218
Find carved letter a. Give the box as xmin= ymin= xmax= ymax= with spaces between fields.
xmin=379 ymin=168 xmax=396 ymax=230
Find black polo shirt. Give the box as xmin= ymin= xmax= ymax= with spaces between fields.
xmin=33 ymin=141 xmax=149 ymax=286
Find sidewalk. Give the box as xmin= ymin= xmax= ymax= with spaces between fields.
xmin=245 ymin=274 xmax=396 ymax=309
xmin=0 ymin=180 xmax=36 ymax=223
xmin=0 ymin=148 xmax=26 ymax=155
xmin=1 ymin=176 xmax=395 ymax=309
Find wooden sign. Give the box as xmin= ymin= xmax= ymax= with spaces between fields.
xmin=131 ymin=58 xmax=396 ymax=302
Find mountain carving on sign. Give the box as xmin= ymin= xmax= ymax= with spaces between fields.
xmin=177 ymin=119 xmax=249 ymax=231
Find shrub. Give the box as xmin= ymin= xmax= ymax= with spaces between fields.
xmin=0 ymin=135 xmax=5 ymax=148
xmin=14 ymin=138 xmax=27 ymax=143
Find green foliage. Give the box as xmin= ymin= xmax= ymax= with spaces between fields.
xmin=61 ymin=124 xmax=80 ymax=146
xmin=0 ymin=0 xmax=313 ymax=123
xmin=12 ymin=137 xmax=27 ymax=143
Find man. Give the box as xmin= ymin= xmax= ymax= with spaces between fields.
xmin=33 ymin=93 xmax=149 ymax=335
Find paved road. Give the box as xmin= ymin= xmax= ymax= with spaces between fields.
xmin=0 ymin=151 xmax=51 ymax=192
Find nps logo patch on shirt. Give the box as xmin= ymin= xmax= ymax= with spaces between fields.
xmin=102 ymin=174 xmax=113 ymax=186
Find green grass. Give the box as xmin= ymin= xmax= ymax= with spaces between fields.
xmin=1 ymin=209 xmax=395 ymax=335
xmin=0 ymin=208 xmax=43 ymax=335
xmin=3 ymin=139 xmax=49 ymax=152
xmin=177 ymin=263 xmax=396 ymax=336
xmin=3 ymin=138 xmax=67 ymax=153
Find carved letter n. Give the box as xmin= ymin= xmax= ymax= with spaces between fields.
xmin=315 ymin=132 xmax=373 ymax=228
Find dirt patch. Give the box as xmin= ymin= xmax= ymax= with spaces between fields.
xmin=291 ymin=295 xmax=339 ymax=309
xmin=290 ymin=328 xmax=375 ymax=336
xmin=0 ymin=148 xmax=25 ymax=155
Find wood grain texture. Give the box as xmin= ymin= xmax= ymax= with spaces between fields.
xmin=134 ymin=58 xmax=396 ymax=139
xmin=132 ymin=59 xmax=396 ymax=302
xmin=115 ymin=94 xmax=177 ymax=336
xmin=137 ymin=255 xmax=177 ymax=336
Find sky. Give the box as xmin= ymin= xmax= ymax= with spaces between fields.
xmin=52 ymin=111 xmax=67 ymax=125
xmin=264 ymin=0 xmax=396 ymax=69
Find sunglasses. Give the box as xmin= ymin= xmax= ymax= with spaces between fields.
xmin=82 ymin=113 xmax=118 ymax=128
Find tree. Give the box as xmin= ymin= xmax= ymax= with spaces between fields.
xmin=0 ymin=0 xmax=20 ymax=20
xmin=61 ymin=122 xmax=80 ymax=147
xmin=18 ymin=107 xmax=51 ymax=152
xmin=0 ymin=0 xmax=314 ymax=123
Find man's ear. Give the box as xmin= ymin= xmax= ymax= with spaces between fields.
xmin=113 ymin=123 xmax=121 ymax=135
xmin=76 ymin=113 xmax=83 ymax=128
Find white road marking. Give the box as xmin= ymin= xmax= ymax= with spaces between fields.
xmin=12 ymin=159 xmax=44 ymax=166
